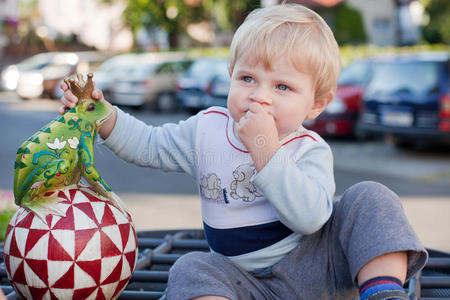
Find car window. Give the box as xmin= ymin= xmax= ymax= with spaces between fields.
xmin=155 ymin=62 xmax=173 ymax=74
xmin=186 ymin=59 xmax=228 ymax=80
xmin=127 ymin=64 xmax=157 ymax=78
xmin=366 ymin=61 xmax=441 ymax=95
xmin=174 ymin=60 xmax=193 ymax=73
xmin=338 ymin=60 xmax=371 ymax=86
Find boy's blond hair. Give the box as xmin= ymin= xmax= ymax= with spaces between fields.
xmin=229 ymin=4 xmax=341 ymax=100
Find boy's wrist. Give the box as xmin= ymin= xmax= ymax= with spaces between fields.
xmin=249 ymin=142 xmax=280 ymax=172
xmin=99 ymin=106 xmax=117 ymax=140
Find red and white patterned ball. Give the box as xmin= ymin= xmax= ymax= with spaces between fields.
xmin=3 ymin=186 xmax=138 ymax=300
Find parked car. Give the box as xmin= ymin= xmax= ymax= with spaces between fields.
xmin=176 ymin=57 xmax=229 ymax=113
xmin=201 ymin=71 xmax=231 ymax=108
xmin=12 ymin=51 xmax=108 ymax=99
xmin=110 ymin=52 xmax=192 ymax=112
xmin=357 ymin=51 xmax=449 ymax=147
xmin=1 ymin=52 xmax=71 ymax=92
xmin=304 ymin=58 xmax=372 ymax=138
xmin=75 ymin=53 xmax=141 ymax=102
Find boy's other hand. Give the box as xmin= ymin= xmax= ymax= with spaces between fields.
xmin=58 ymin=79 xmax=117 ymax=139
xmin=58 ymin=80 xmax=112 ymax=115
xmin=236 ymin=102 xmax=280 ymax=171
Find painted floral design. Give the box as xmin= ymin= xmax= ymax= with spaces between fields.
xmin=46 ymin=138 xmax=66 ymax=150
xmin=68 ymin=137 xmax=79 ymax=149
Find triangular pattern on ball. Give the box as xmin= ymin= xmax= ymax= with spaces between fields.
xmin=24 ymin=259 xmax=48 ymax=287
xmin=51 ymin=206 xmax=75 ymax=230
xmin=28 ymin=286 xmax=49 ymax=300
xmin=51 ymin=263 xmax=74 ymax=289
xmin=101 ymin=231 xmax=122 ymax=257
xmin=74 ymin=206 xmax=98 ymax=230
xmin=14 ymin=227 xmax=29 ymax=257
xmin=15 ymin=212 xmax=34 ymax=229
xmin=50 ymin=287 xmax=75 ymax=300
xmin=24 ymin=229 xmax=49 ymax=257
xmin=90 ymin=202 xmax=106 ymax=225
xmin=48 ymin=261 xmax=73 ymax=287
xmin=14 ymin=283 xmax=32 ymax=299
xmin=101 ymin=256 xmax=123 ymax=285
xmin=8 ymin=229 xmax=22 ymax=258
xmin=75 ymin=228 xmax=99 ymax=260
xmin=124 ymin=226 xmax=137 ymax=253
xmin=74 ymin=202 xmax=100 ymax=226
xmin=76 ymin=260 xmax=102 ymax=284
xmin=102 ymin=225 xmax=123 ymax=252
xmin=110 ymin=205 xmax=129 ymax=225
xmin=100 ymin=255 xmax=122 ymax=283
xmin=74 ymin=263 xmax=97 ymax=289
xmin=78 ymin=230 xmax=102 ymax=260
xmin=100 ymin=282 xmax=119 ymax=300
xmin=25 ymin=232 xmax=49 ymax=260
xmin=8 ymin=256 xmax=23 ymax=280
xmin=12 ymin=260 xmax=27 ymax=284
xmin=48 ymin=232 xmax=73 ymax=261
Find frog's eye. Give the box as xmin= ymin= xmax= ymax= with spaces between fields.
xmin=87 ymin=103 xmax=95 ymax=111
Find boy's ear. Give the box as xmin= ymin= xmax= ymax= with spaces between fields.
xmin=228 ymin=65 xmax=232 ymax=78
xmin=307 ymin=91 xmax=334 ymax=120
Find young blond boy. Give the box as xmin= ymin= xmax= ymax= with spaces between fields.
xmin=60 ymin=4 xmax=427 ymax=299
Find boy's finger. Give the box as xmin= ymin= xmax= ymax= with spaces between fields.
xmin=92 ymin=89 xmax=103 ymax=100
xmin=58 ymin=105 xmax=66 ymax=115
xmin=248 ymin=102 xmax=264 ymax=113
xmin=64 ymin=89 xmax=78 ymax=105
xmin=60 ymin=80 xmax=69 ymax=91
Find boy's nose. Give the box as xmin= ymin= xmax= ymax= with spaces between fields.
xmin=249 ymin=88 xmax=272 ymax=105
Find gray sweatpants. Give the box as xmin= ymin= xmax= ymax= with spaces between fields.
xmin=166 ymin=181 xmax=428 ymax=300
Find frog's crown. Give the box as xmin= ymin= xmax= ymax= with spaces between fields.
xmin=65 ymin=73 xmax=94 ymax=101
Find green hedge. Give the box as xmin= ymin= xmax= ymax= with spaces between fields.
xmin=340 ymin=43 xmax=449 ymax=66
xmin=181 ymin=44 xmax=448 ymax=67
xmin=0 ymin=209 xmax=16 ymax=242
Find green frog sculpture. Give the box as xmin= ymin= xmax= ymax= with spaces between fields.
xmin=14 ymin=73 xmax=127 ymax=222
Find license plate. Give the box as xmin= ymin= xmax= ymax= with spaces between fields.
xmin=381 ymin=111 xmax=413 ymax=127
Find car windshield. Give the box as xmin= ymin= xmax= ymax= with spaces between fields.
xmin=186 ymin=59 xmax=228 ymax=80
xmin=366 ymin=61 xmax=441 ymax=95
xmin=18 ymin=53 xmax=58 ymax=70
xmin=125 ymin=64 xmax=157 ymax=79
xmin=338 ymin=60 xmax=371 ymax=86
xmin=96 ymin=55 xmax=137 ymax=73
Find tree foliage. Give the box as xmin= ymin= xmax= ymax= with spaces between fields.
xmin=123 ymin=0 xmax=205 ymax=47
xmin=333 ymin=2 xmax=366 ymax=45
xmin=121 ymin=0 xmax=259 ymax=48
xmin=420 ymin=0 xmax=450 ymax=44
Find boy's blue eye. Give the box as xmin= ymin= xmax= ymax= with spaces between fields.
xmin=243 ymin=76 xmax=253 ymax=83
xmin=277 ymin=84 xmax=289 ymax=91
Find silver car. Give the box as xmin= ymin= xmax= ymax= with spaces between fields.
xmin=110 ymin=53 xmax=192 ymax=112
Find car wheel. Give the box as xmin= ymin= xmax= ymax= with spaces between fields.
xmin=156 ymin=93 xmax=178 ymax=113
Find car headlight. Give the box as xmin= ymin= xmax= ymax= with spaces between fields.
xmin=1 ymin=65 xmax=20 ymax=90
xmin=325 ymin=97 xmax=346 ymax=114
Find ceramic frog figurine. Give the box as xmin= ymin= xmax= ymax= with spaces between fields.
xmin=14 ymin=73 xmax=127 ymax=222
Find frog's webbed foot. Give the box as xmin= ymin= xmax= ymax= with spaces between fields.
xmin=99 ymin=189 xmax=129 ymax=216
xmin=107 ymin=191 xmax=129 ymax=216
xmin=80 ymin=184 xmax=129 ymax=217
xmin=22 ymin=195 xmax=67 ymax=225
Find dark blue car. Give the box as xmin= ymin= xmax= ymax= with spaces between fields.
xmin=358 ymin=51 xmax=450 ymax=147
